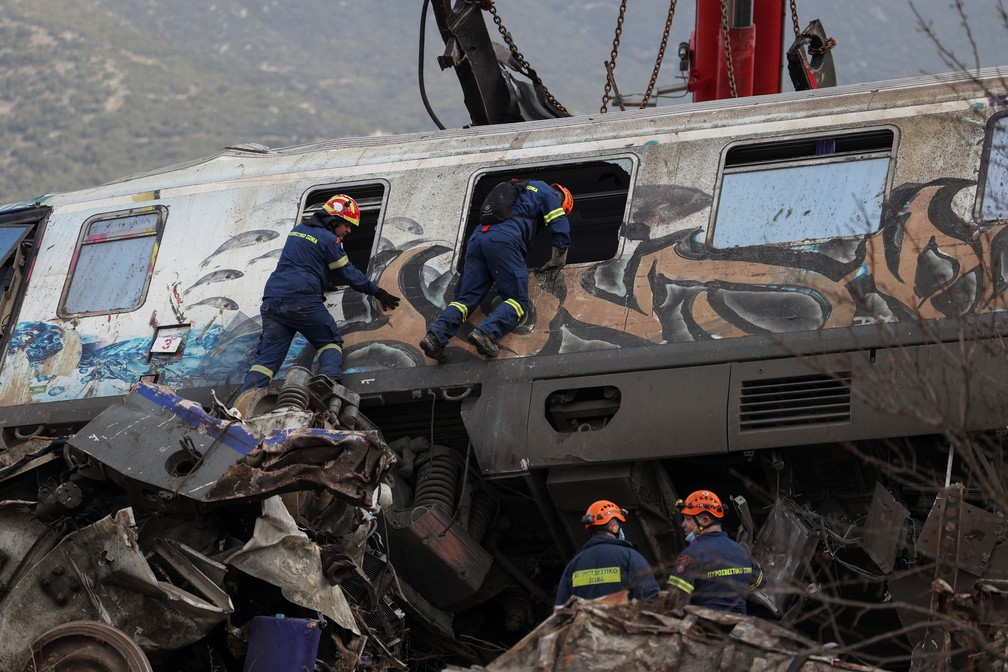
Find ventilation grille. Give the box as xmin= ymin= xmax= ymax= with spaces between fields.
xmin=739 ymin=373 xmax=851 ymax=431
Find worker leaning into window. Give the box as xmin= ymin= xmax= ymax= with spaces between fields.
xmin=666 ymin=489 xmax=764 ymax=614
xmin=420 ymin=180 xmax=572 ymax=362
xmin=555 ymin=500 xmax=660 ymax=606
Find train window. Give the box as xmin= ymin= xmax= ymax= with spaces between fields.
xmin=711 ymin=129 xmax=895 ymax=248
xmin=301 ymin=183 xmax=385 ymax=274
xmin=979 ymin=113 xmax=1008 ymax=221
xmin=59 ymin=207 xmax=166 ymax=317
xmin=458 ymin=159 xmax=631 ymax=271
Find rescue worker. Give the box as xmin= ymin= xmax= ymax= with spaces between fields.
xmin=555 ymin=500 xmax=660 ymax=606
xmin=666 ymin=490 xmax=764 ymax=614
xmin=239 ymin=194 xmax=400 ymax=393
xmin=419 ymin=180 xmax=572 ymax=361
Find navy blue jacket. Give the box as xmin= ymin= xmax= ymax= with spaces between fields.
xmin=263 ymin=216 xmax=377 ymax=301
xmin=667 ymin=531 xmax=764 ymax=614
xmin=473 ymin=180 xmax=571 ymax=255
xmin=555 ymin=534 xmax=660 ymax=605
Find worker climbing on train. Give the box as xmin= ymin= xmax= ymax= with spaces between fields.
xmin=419 ymin=179 xmax=572 ymax=362
xmin=238 ymin=194 xmax=400 ymax=393
xmin=666 ymin=489 xmax=764 ymax=614
xmin=555 ymin=500 xmax=660 ymax=605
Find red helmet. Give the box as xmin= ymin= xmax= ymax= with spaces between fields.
xmin=677 ymin=490 xmax=724 ymax=518
xmin=551 ymin=183 xmax=574 ymax=215
xmin=582 ymin=500 xmax=627 ymax=530
xmin=322 ymin=194 xmax=361 ymax=227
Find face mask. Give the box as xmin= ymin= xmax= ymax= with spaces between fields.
xmin=685 ymin=531 xmax=697 ymax=544
xmin=618 ymin=527 xmax=625 ymax=541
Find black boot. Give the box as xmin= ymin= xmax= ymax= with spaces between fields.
xmin=419 ymin=332 xmax=447 ymax=362
xmin=467 ymin=329 xmax=499 ymax=358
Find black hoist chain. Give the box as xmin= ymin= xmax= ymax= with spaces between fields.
xmin=483 ymin=1 xmax=570 ymax=116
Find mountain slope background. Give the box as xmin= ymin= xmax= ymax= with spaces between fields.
xmin=2 ymin=0 xmax=1007 ymax=204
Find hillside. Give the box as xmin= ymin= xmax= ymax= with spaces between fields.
xmin=2 ymin=0 xmax=1007 ymax=204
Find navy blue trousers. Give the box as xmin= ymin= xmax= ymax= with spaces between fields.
xmin=240 ymin=297 xmax=343 ymax=392
xmin=428 ymin=229 xmax=529 ymax=345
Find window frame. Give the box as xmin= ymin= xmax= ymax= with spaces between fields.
xmin=455 ymin=157 xmax=636 ymax=272
xmin=58 ymin=206 xmax=167 ymax=318
xmin=976 ymin=110 xmax=1008 ymax=223
xmin=708 ymin=127 xmax=898 ymax=249
xmin=300 ymin=180 xmax=388 ymax=276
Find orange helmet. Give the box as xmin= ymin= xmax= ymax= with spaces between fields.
xmin=551 ymin=183 xmax=574 ymax=215
xmin=322 ymin=194 xmax=361 ymax=227
xmin=582 ymin=500 xmax=627 ymax=530
xmin=677 ymin=490 xmax=724 ymax=518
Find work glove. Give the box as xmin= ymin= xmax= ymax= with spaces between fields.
xmin=538 ymin=247 xmax=568 ymax=272
xmin=373 ymin=287 xmax=401 ymax=311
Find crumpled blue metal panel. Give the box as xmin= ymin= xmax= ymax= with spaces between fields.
xmin=70 ymin=381 xmax=259 ymax=500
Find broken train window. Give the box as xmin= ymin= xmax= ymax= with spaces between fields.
xmin=978 ymin=111 xmax=1008 ymax=221
xmin=458 ymin=158 xmax=632 ymax=271
xmin=710 ymin=128 xmax=896 ymax=248
xmin=59 ymin=206 xmax=166 ymax=317
xmin=302 ymin=182 xmax=386 ymax=275
xmin=0 ymin=211 xmax=41 ymax=342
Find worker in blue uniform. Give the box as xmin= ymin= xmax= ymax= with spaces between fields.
xmin=419 ymin=180 xmax=573 ymax=361
xmin=555 ymin=500 xmax=660 ymax=606
xmin=239 ymin=194 xmax=400 ymax=393
xmin=667 ymin=490 xmax=764 ymax=613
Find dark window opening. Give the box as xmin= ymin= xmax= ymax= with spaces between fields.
xmin=725 ymin=129 xmax=895 ymax=167
xmin=303 ymin=183 xmax=385 ymax=274
xmin=458 ymin=159 xmax=631 ymax=272
xmin=0 ymin=213 xmax=40 ymax=345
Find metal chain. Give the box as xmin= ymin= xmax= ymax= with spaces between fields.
xmin=789 ymin=0 xmax=801 ymax=37
xmin=640 ymin=0 xmax=679 ymax=109
xmin=600 ymin=0 xmax=629 ymax=113
xmin=719 ymin=0 xmax=738 ymax=98
xmin=486 ymin=2 xmax=569 ymax=116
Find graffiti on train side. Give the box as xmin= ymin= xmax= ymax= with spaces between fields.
xmin=2 ymin=178 xmax=1004 ymax=404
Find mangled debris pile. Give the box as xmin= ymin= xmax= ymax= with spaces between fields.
xmin=447 ymin=592 xmax=883 ymax=672
xmin=0 ymin=378 xmax=403 ymax=671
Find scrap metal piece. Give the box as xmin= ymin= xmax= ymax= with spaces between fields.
xmin=70 ymin=382 xmax=260 ymax=500
xmin=862 ymin=482 xmax=910 ymax=574
xmin=224 ymin=496 xmax=359 ymax=635
xmin=917 ymin=484 xmax=1003 ymax=583
xmin=0 ymin=508 xmax=232 ymax=669
xmin=442 ymin=596 xmax=884 ymax=672
xmin=386 ymin=504 xmax=494 ymax=611
xmin=750 ymin=499 xmax=820 ymax=616
xmin=69 ymin=381 xmax=396 ymax=506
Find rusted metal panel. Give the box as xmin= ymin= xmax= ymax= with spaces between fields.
xmin=386 ymin=504 xmax=493 ymax=610
xmin=917 ymin=484 xmax=1005 ymax=583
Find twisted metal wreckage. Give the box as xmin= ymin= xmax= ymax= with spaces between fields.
xmin=3 ymin=373 xmax=1008 ymax=671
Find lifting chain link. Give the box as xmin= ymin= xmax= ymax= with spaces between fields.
xmin=719 ymin=0 xmax=738 ymax=98
xmin=592 ymin=0 xmax=624 ymax=114
xmin=484 ymin=2 xmax=570 ymax=116
xmin=640 ymin=0 xmax=679 ymax=109
xmin=600 ymin=0 xmax=629 ymax=113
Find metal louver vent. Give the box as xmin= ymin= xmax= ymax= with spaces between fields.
xmin=739 ymin=372 xmax=851 ymax=431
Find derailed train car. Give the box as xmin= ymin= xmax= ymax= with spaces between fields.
xmin=2 ymin=67 xmax=1008 ymax=669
